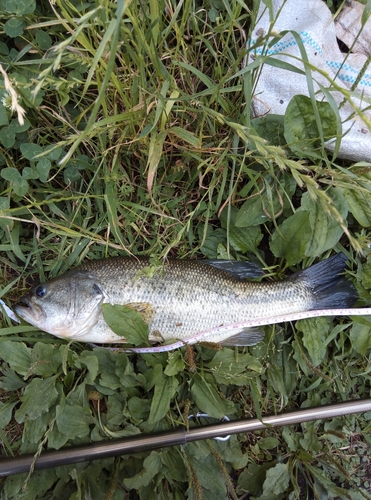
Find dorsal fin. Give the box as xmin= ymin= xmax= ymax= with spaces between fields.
xmin=200 ymin=260 xmax=264 ymax=280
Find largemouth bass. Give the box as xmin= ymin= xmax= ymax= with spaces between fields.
xmin=14 ymin=254 xmax=357 ymax=345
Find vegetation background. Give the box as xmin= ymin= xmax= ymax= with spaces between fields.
xmin=1 ymin=0 xmax=371 ymax=498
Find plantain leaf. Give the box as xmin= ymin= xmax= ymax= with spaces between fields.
xmin=190 ymin=373 xmax=229 ymax=418
xmin=349 ymin=318 xmax=371 ymax=355
xmin=56 ymin=403 xmax=91 ymax=439
xmin=284 ymin=95 xmax=337 ymax=157
xmin=148 ymin=374 xmax=178 ymax=425
xmin=207 ymin=350 xmax=263 ymax=386
xmin=0 ymin=340 xmax=31 ymax=376
xmin=220 ymin=206 xmax=262 ymax=253
xmin=344 ymin=187 xmax=371 ymax=227
xmin=102 ymin=303 xmax=150 ymax=345
xmin=124 ymin=451 xmax=162 ymax=489
xmin=235 ymin=174 xmax=296 ymax=228
xmin=261 ymin=462 xmax=290 ymax=497
xmin=301 ymin=188 xmax=348 ymax=258
xmin=15 ymin=376 xmax=59 ymax=422
xmin=252 ymin=114 xmax=286 ymax=146
xmin=296 ymin=317 xmax=330 ymax=366
xmin=270 ymin=210 xmax=311 ymax=265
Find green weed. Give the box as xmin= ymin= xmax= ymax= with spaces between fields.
xmin=1 ymin=0 xmax=371 ymax=498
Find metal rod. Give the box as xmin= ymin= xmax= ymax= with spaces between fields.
xmin=1 ymin=398 xmax=371 ymax=477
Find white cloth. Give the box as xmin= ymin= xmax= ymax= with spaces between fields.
xmin=249 ymin=0 xmax=371 ymax=161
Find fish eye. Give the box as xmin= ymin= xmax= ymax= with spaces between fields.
xmin=35 ymin=285 xmax=46 ymax=298
xmin=92 ymin=283 xmax=102 ymax=295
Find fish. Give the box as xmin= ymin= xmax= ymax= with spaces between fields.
xmin=14 ymin=253 xmax=357 ymax=346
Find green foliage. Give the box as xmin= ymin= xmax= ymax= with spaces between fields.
xmin=102 ymin=304 xmax=150 ymax=345
xmin=284 ymin=94 xmax=338 ymax=158
xmin=0 ymin=0 xmax=371 ymax=498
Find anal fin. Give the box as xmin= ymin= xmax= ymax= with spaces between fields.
xmin=219 ymin=328 xmax=264 ymax=347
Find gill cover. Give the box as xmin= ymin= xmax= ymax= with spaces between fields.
xmin=15 ymin=270 xmax=105 ymax=339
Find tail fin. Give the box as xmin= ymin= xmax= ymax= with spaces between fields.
xmin=289 ymin=254 xmax=358 ymax=310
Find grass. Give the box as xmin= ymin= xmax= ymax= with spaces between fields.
xmin=1 ymin=0 xmax=371 ymax=498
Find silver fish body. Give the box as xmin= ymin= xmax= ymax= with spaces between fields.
xmin=14 ymin=254 xmax=357 ymax=345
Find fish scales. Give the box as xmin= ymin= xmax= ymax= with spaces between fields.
xmin=14 ymin=254 xmax=358 ymax=346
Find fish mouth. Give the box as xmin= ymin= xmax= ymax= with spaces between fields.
xmin=14 ymin=297 xmax=43 ymax=323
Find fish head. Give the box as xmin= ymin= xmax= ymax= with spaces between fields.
xmin=14 ymin=270 xmax=105 ymax=339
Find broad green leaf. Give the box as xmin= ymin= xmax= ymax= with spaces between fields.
xmin=23 ymin=411 xmax=49 ymax=444
xmin=148 ymin=374 xmax=178 ymax=424
xmin=161 ymin=448 xmax=188 ymax=482
xmin=0 ymin=126 xmax=15 ymax=147
xmin=13 ymin=178 xmax=29 ymax=196
xmin=64 ymin=165 xmax=81 ymax=183
xmin=44 ymin=144 xmax=63 ymax=161
xmin=282 ymin=426 xmax=299 ymax=452
xmin=237 ymin=462 xmax=276 ymax=496
xmin=20 ymin=142 xmax=43 ymax=160
xmin=235 ymin=174 xmax=296 ymax=228
xmin=3 ymin=468 xmax=58 ymax=500
xmin=349 ymin=318 xmax=371 ymax=355
xmin=267 ymin=364 xmax=288 ymax=401
xmin=9 ymin=117 xmax=30 ymax=133
xmin=301 ymin=188 xmax=348 ymax=257
xmin=190 ymin=373 xmax=228 ymax=418
xmin=259 ymin=437 xmax=280 ymax=450
xmin=47 ymin=425 xmax=69 ymax=450
xmin=22 ymin=167 xmax=39 ymax=180
xmin=127 ymin=396 xmax=151 ymax=421
xmin=30 ymin=342 xmax=62 ymax=378
xmin=187 ymin=454 xmax=227 ymax=494
xmin=0 ymin=43 xmax=8 ymax=56
xmin=0 ymin=340 xmax=31 ymax=376
xmin=36 ymin=158 xmax=51 ymax=182
xmin=0 ymin=400 xmax=17 ymax=428
xmin=344 ymin=188 xmax=371 ymax=227
xmin=270 ymin=210 xmax=311 ymax=265
xmin=124 ymin=451 xmax=162 ymax=489
xmin=5 ymin=0 xmax=36 ymax=15
xmin=199 ymin=226 xmax=227 ymax=258
xmin=207 ymin=350 xmax=263 ymax=386
xmin=0 ymin=167 xmax=21 ymax=182
xmin=15 ymin=376 xmax=59 ymax=422
xmin=74 ymin=352 xmax=99 ymax=384
xmin=164 ymin=350 xmax=185 ymax=376
xmin=4 ymin=18 xmax=25 ymax=37
xmin=0 ymin=366 xmax=26 ymax=391
xmin=261 ymin=462 xmax=290 ymax=497
xmin=116 ymin=353 xmax=146 ymax=388
xmin=220 ymin=206 xmax=262 ymax=253
xmin=300 ymin=422 xmax=321 ymax=452
xmin=284 ymin=95 xmax=337 ymax=157
xmin=296 ymin=317 xmax=330 ymax=366
xmin=56 ymin=403 xmax=91 ymax=438
xmin=252 ymin=114 xmax=286 ymax=146
xmin=102 ymin=303 xmax=150 ymax=345
xmin=35 ymin=30 xmax=52 ymax=50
